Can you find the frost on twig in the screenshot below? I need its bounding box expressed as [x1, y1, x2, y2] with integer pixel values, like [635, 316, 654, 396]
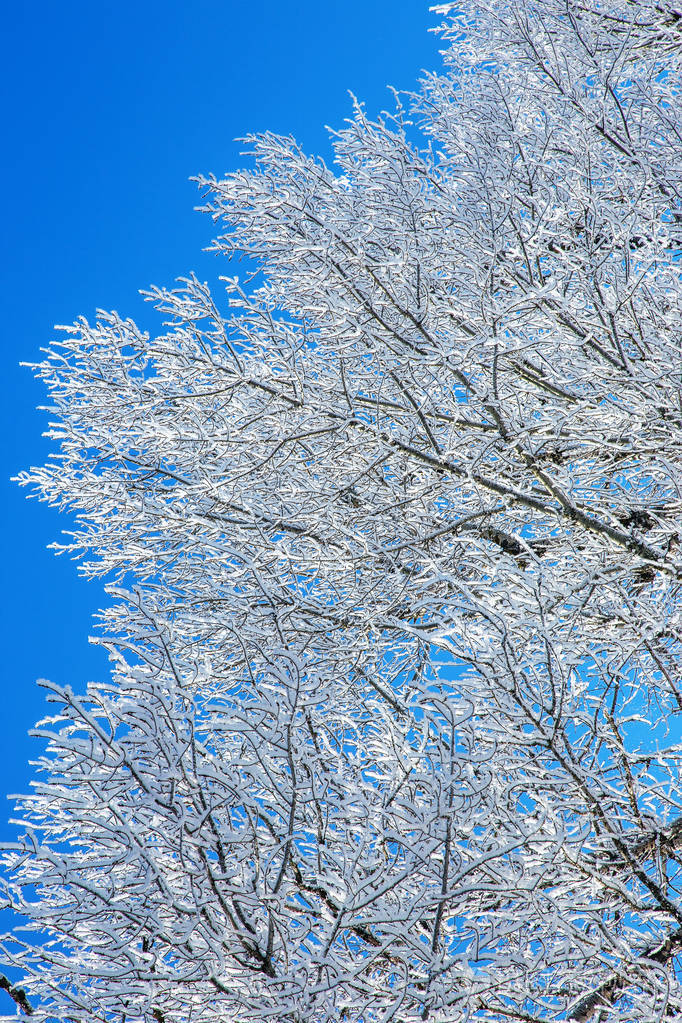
[4, 1, 682, 1020]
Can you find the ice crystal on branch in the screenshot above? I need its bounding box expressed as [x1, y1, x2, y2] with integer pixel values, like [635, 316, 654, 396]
[4, 2, 682, 1020]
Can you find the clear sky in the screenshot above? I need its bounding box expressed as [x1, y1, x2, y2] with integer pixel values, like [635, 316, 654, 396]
[0, 2, 443, 831]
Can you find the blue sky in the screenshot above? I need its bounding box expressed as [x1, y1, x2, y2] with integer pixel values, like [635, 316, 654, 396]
[0, 2, 442, 829]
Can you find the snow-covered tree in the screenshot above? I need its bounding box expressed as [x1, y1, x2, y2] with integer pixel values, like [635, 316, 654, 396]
[4, 1, 682, 1019]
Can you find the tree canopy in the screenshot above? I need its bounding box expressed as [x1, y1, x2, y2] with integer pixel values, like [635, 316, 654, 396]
[4, 1, 682, 1020]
